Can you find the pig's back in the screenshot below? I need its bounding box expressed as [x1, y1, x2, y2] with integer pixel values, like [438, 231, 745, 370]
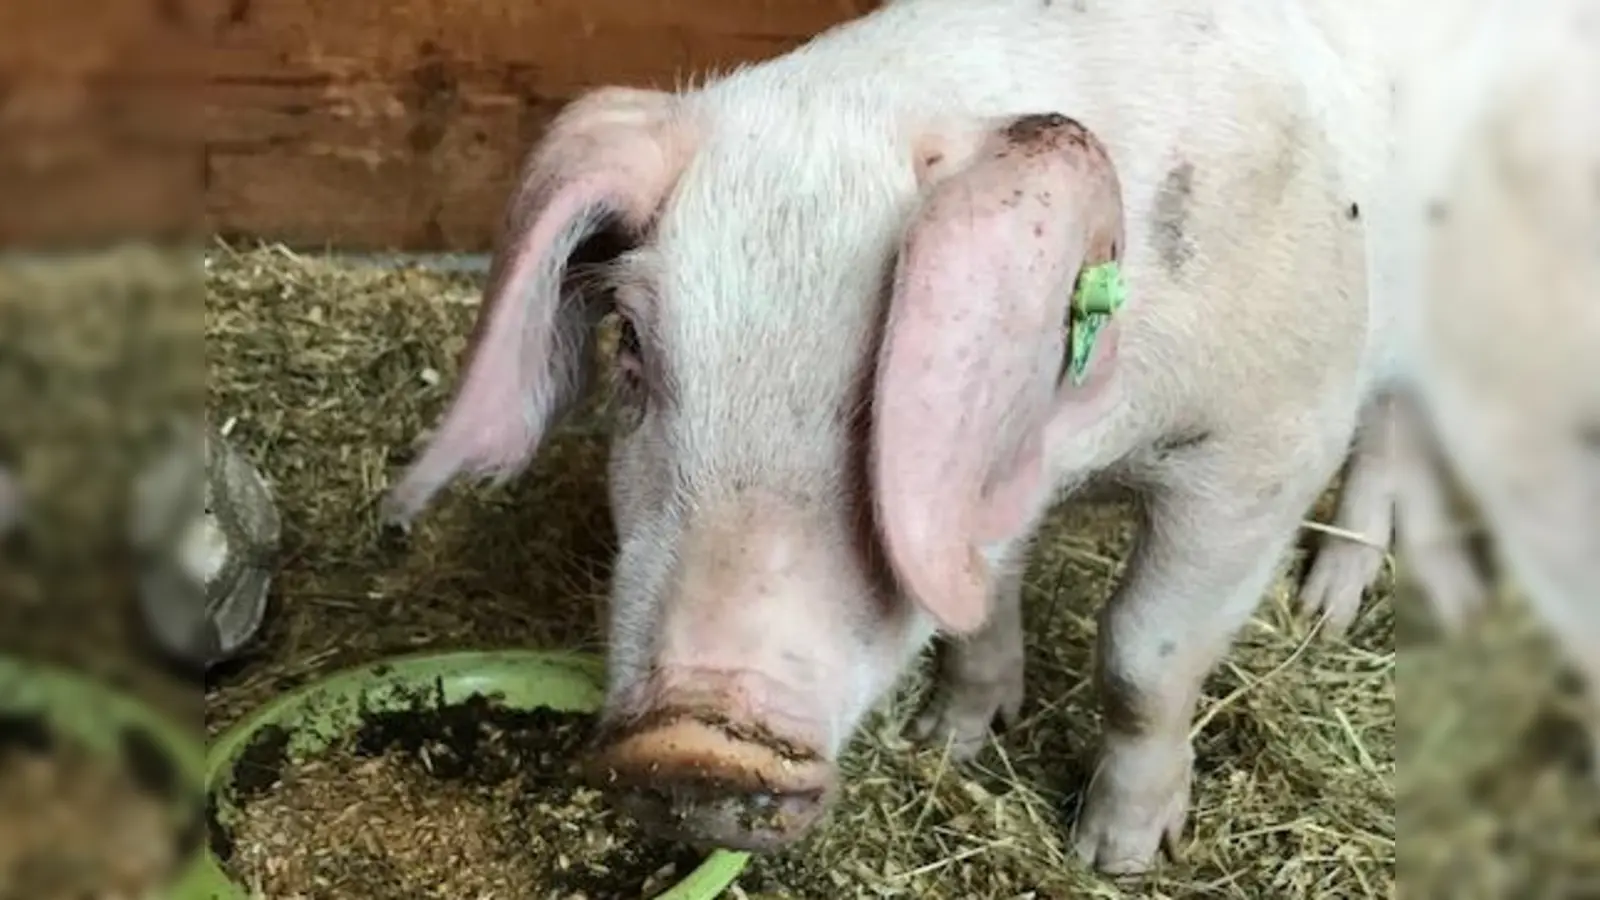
[813, 0, 1386, 427]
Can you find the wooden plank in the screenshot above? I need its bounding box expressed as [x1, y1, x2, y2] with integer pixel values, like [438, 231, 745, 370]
[0, 0, 873, 250]
[0, 142, 199, 247]
[205, 92, 537, 250]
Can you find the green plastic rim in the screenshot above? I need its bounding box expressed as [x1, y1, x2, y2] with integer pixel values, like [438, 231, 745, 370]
[0, 654, 210, 900]
[200, 649, 752, 900]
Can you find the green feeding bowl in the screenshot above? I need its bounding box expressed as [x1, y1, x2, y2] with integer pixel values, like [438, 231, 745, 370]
[200, 649, 752, 899]
[0, 654, 210, 899]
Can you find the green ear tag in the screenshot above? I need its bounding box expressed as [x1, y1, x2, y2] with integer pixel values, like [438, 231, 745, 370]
[1066, 262, 1126, 386]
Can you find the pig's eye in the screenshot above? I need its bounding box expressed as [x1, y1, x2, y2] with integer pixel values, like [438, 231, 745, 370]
[609, 313, 649, 431]
[615, 315, 645, 385]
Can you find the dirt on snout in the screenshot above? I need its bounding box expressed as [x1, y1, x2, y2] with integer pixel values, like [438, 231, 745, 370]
[0, 721, 186, 900]
[220, 695, 705, 900]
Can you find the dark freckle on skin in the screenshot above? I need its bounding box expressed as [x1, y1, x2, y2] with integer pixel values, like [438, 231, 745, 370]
[1347, 202, 1361, 221]
[1158, 641, 1176, 658]
[1428, 201, 1451, 224]
[1152, 162, 1197, 274]
[1004, 113, 1070, 146]
[1034, 224, 1044, 237]
[1002, 113, 1086, 153]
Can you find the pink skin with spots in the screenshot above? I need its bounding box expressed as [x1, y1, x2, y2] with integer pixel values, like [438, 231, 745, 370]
[874, 118, 1127, 634]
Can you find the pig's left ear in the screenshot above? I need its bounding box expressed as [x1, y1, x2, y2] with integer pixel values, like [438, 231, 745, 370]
[871, 115, 1126, 635]
[381, 88, 696, 528]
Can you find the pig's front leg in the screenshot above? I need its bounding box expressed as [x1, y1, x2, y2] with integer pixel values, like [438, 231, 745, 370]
[1073, 440, 1339, 875]
[908, 562, 1026, 761]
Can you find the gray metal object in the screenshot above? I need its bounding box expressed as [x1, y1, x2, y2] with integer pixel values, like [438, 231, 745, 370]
[130, 421, 280, 668]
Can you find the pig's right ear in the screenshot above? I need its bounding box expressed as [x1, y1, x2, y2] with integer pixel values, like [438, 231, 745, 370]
[872, 115, 1126, 635]
[382, 87, 695, 528]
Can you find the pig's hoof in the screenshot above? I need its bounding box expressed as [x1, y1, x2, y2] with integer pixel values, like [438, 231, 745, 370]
[1298, 541, 1386, 640]
[1072, 740, 1192, 876]
[907, 664, 1024, 762]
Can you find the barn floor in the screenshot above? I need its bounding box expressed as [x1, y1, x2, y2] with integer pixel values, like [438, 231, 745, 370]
[9, 244, 1595, 897]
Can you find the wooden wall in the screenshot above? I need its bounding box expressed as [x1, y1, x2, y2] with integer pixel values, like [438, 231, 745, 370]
[0, 0, 872, 251]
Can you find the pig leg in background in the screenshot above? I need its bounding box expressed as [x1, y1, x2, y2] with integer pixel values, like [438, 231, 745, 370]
[908, 562, 1027, 761]
[1404, 0, 1600, 766]
[1434, 399, 1600, 769]
[1299, 392, 1398, 638]
[1073, 432, 1346, 875]
[1390, 391, 1488, 632]
[1299, 389, 1488, 637]
[1491, 438, 1600, 773]
[1503, 439, 1600, 774]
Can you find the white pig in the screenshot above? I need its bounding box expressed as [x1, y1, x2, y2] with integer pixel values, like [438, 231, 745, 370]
[384, 0, 1398, 875]
[1303, 0, 1600, 761]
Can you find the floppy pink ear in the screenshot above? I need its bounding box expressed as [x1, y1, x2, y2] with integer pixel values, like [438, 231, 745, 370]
[872, 115, 1126, 634]
[382, 87, 695, 527]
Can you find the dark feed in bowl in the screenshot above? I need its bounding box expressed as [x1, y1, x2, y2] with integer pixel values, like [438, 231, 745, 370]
[0, 714, 189, 900]
[218, 691, 706, 899]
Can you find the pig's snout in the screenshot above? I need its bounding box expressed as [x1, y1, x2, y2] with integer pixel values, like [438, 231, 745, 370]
[587, 712, 837, 852]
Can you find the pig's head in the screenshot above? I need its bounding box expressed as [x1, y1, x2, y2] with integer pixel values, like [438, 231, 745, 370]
[383, 83, 1125, 852]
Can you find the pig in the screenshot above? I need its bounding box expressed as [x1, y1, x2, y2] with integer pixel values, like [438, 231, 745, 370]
[382, 0, 1399, 875]
[1302, 0, 1600, 761]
